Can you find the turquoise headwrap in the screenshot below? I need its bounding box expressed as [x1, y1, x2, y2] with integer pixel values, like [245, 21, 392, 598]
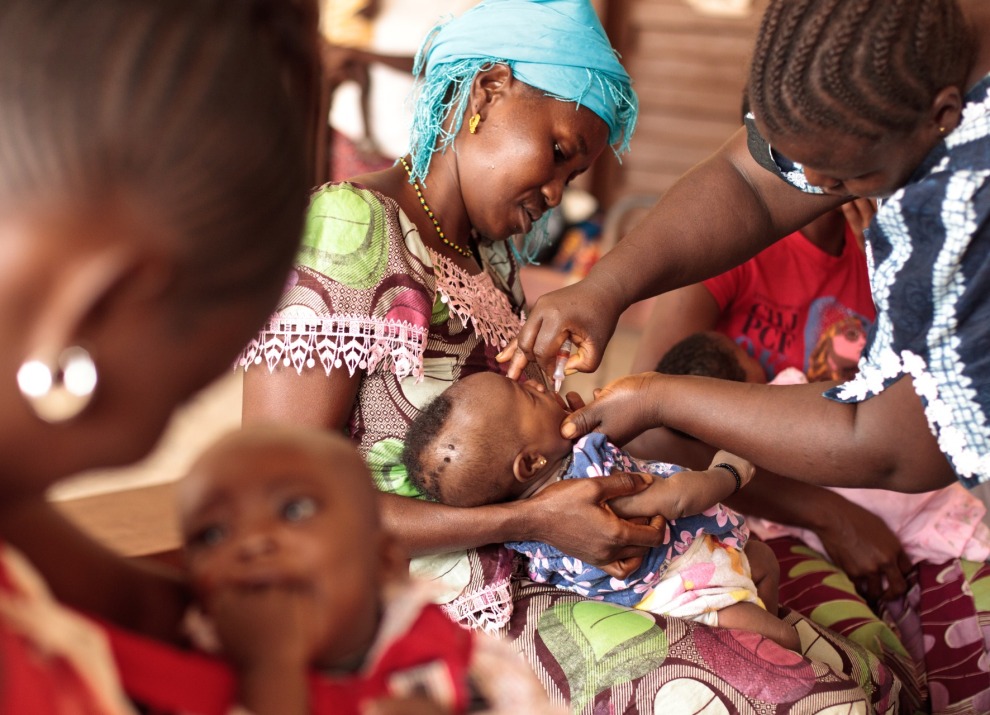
[406, 0, 638, 261]
[408, 0, 637, 182]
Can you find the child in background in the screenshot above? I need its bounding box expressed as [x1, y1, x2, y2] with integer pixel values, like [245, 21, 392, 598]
[177, 425, 562, 715]
[401, 372, 799, 650]
[655, 330, 767, 384]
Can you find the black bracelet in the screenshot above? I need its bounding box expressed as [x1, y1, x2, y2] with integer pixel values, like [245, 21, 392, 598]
[713, 462, 742, 494]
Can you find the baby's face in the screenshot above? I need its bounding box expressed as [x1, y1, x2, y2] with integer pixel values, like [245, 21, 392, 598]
[458, 372, 572, 454]
[178, 433, 383, 669]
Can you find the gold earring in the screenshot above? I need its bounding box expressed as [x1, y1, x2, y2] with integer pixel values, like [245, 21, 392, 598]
[468, 113, 481, 135]
[17, 346, 97, 423]
[939, 126, 947, 135]
[534, 456, 547, 470]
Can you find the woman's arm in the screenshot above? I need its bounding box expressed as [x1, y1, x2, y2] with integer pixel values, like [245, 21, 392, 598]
[242, 365, 360, 429]
[607, 450, 752, 522]
[729, 472, 911, 600]
[624, 425, 911, 599]
[564, 372, 956, 494]
[380, 474, 667, 566]
[0, 497, 188, 643]
[504, 128, 846, 379]
[245, 368, 666, 566]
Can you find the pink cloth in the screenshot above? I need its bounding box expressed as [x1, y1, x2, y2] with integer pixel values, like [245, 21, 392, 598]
[748, 485, 990, 565]
[758, 368, 990, 565]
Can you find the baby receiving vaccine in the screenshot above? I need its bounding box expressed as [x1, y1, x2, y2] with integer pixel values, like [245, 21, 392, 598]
[177, 425, 562, 715]
[401, 372, 799, 650]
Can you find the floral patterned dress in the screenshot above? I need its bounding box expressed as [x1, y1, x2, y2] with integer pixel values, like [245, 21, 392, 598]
[241, 182, 900, 714]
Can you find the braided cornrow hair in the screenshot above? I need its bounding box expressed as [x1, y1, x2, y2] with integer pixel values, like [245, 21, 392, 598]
[749, 0, 975, 140]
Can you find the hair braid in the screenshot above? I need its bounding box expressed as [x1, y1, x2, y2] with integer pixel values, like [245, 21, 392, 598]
[750, 0, 813, 135]
[748, 0, 974, 141]
[816, 0, 902, 138]
[781, 0, 847, 134]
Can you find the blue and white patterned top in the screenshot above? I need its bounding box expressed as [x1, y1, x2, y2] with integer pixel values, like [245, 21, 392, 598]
[745, 74, 990, 488]
[506, 433, 748, 607]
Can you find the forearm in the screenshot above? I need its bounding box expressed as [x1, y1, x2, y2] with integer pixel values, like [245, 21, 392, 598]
[651, 373, 955, 492]
[0, 498, 189, 641]
[380, 474, 667, 567]
[624, 428, 841, 528]
[378, 493, 534, 557]
[584, 129, 838, 310]
[726, 469, 842, 531]
[650, 466, 741, 519]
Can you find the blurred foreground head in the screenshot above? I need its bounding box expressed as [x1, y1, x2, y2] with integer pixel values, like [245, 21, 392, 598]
[0, 0, 319, 486]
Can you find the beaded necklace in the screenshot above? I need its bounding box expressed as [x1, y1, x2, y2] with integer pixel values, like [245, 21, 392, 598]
[399, 156, 473, 258]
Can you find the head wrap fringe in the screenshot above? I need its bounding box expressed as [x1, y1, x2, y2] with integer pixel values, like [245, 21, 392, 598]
[405, 1, 638, 262]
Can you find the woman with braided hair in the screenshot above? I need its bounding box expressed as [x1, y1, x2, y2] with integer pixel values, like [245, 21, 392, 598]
[504, 0, 990, 709]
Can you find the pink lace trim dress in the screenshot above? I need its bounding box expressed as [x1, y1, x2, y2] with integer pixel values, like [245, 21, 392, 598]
[240, 182, 533, 631]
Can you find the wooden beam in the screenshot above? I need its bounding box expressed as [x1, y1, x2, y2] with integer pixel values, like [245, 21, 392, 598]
[53, 482, 181, 559]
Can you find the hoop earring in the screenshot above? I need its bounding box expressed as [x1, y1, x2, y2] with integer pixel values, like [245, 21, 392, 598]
[17, 346, 98, 423]
[468, 113, 481, 135]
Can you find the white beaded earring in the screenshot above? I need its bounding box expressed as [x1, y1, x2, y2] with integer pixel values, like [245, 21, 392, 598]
[17, 346, 98, 423]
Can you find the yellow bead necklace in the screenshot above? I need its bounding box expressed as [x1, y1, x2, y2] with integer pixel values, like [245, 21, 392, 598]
[399, 156, 473, 258]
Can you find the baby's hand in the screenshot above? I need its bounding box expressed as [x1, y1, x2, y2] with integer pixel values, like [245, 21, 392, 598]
[599, 555, 643, 580]
[709, 450, 755, 491]
[207, 584, 325, 672]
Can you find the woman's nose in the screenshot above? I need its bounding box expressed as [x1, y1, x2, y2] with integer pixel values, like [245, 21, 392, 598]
[541, 180, 563, 209]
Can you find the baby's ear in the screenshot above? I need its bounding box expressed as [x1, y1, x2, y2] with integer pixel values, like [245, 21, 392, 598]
[512, 451, 548, 483]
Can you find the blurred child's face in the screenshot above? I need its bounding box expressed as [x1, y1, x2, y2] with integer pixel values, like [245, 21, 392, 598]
[758, 120, 936, 200]
[457, 77, 610, 241]
[178, 431, 384, 670]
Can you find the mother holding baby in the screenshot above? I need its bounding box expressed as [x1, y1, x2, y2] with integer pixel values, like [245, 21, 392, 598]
[244, 0, 900, 710]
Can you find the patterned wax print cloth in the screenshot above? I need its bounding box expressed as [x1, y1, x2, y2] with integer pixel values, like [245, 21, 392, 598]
[768, 535, 990, 714]
[746, 72, 990, 487]
[508, 433, 751, 612]
[240, 183, 902, 713]
[635, 534, 762, 623]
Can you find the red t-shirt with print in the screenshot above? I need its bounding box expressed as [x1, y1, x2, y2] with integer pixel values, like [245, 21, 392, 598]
[703, 224, 875, 381]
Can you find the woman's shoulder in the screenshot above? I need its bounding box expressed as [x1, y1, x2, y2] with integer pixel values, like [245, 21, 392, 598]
[305, 180, 400, 236]
[295, 180, 434, 288]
